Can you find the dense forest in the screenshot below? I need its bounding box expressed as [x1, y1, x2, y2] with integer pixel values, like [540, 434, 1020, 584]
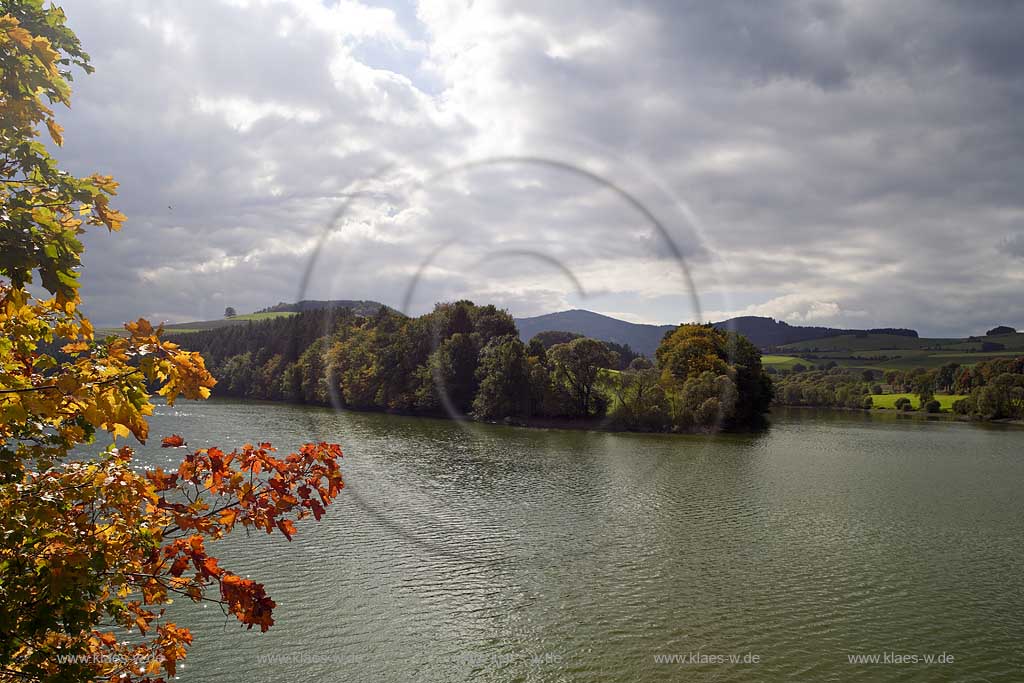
[173, 302, 774, 432]
[772, 358, 1024, 420]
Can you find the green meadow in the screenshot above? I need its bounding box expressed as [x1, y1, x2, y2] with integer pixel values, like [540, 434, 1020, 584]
[870, 393, 967, 411]
[761, 355, 807, 371]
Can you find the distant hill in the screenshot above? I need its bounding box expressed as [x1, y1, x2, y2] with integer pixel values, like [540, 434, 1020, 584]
[514, 310, 675, 357]
[258, 299, 391, 316]
[513, 309, 918, 356]
[712, 317, 917, 348]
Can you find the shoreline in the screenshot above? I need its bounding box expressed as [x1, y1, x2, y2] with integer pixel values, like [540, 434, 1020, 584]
[204, 395, 759, 436]
[776, 403, 963, 420]
[201, 394, 1024, 434]
[775, 403, 1024, 427]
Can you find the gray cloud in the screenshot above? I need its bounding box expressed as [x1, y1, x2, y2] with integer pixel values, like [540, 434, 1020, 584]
[52, 0, 1024, 336]
[1002, 233, 1024, 259]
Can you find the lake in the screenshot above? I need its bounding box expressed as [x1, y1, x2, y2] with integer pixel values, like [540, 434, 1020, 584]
[125, 400, 1024, 682]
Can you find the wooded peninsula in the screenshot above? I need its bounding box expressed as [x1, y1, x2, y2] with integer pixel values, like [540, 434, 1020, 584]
[173, 302, 774, 432]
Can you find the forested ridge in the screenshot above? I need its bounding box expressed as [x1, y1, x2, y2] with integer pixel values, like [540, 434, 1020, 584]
[173, 301, 774, 432]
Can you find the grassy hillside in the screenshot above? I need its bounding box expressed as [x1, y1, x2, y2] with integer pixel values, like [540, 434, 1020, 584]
[777, 332, 1024, 370]
[761, 355, 807, 370]
[97, 301, 390, 338]
[783, 334, 941, 351]
[783, 332, 1024, 352]
[96, 311, 297, 337]
[163, 311, 297, 333]
[871, 393, 967, 411]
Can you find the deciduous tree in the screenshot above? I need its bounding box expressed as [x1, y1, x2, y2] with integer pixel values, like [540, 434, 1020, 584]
[0, 7, 342, 681]
[548, 337, 616, 417]
[472, 335, 530, 418]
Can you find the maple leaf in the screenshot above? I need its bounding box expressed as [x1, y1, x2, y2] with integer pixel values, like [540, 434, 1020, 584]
[161, 434, 186, 448]
[219, 508, 239, 527]
[276, 519, 296, 541]
[169, 555, 190, 578]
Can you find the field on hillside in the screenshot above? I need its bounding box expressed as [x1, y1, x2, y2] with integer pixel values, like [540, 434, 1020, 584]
[871, 393, 967, 411]
[95, 311, 297, 337]
[795, 350, 1020, 370]
[762, 355, 806, 370]
[774, 332, 1024, 371]
[163, 311, 297, 332]
[782, 332, 1024, 352]
[782, 334, 941, 351]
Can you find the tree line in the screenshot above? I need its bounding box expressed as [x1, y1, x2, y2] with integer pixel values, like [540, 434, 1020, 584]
[772, 367, 878, 410]
[771, 358, 1024, 420]
[174, 302, 774, 432]
[948, 357, 1024, 419]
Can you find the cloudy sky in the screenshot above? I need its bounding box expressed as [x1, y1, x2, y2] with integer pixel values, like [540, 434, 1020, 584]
[55, 0, 1023, 336]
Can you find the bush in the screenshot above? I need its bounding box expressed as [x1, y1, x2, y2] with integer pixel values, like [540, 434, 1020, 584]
[862, 396, 874, 410]
[696, 397, 722, 426]
[924, 399, 941, 413]
[952, 396, 976, 415]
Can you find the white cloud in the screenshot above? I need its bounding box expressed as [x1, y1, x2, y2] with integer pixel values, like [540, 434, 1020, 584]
[704, 293, 866, 327]
[194, 95, 322, 132]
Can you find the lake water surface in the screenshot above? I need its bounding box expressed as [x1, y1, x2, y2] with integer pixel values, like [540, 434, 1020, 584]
[127, 400, 1023, 682]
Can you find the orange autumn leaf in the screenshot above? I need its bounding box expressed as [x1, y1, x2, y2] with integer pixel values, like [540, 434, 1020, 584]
[169, 555, 190, 578]
[276, 519, 296, 541]
[219, 507, 239, 527]
[161, 434, 186, 448]
[145, 467, 179, 492]
[219, 575, 276, 632]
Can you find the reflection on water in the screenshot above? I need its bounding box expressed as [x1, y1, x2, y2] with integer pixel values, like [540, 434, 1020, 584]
[97, 400, 1024, 682]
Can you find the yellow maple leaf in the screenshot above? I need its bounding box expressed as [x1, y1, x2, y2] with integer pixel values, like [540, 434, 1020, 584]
[45, 118, 63, 146]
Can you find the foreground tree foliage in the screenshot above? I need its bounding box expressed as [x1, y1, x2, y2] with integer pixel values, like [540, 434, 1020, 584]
[0, 6, 342, 681]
